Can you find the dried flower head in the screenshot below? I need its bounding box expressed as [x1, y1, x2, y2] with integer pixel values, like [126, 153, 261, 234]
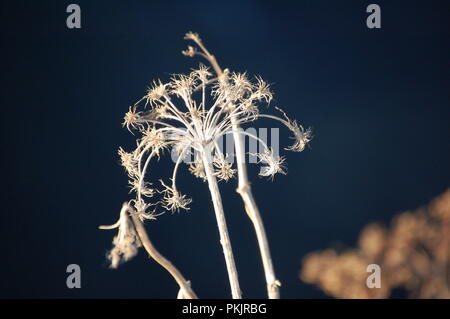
[118, 147, 139, 178]
[109, 28, 317, 234]
[275, 107, 312, 152]
[145, 80, 169, 105]
[213, 156, 236, 182]
[141, 127, 168, 157]
[113, 61, 310, 219]
[188, 158, 207, 181]
[102, 204, 142, 269]
[257, 149, 287, 180]
[123, 106, 143, 132]
[160, 180, 192, 213]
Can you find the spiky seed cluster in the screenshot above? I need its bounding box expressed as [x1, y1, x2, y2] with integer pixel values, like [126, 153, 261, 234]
[160, 180, 192, 212]
[257, 149, 287, 180]
[116, 63, 311, 219]
[123, 106, 143, 132]
[287, 121, 313, 152]
[214, 156, 237, 182]
[274, 106, 313, 152]
[188, 159, 207, 181]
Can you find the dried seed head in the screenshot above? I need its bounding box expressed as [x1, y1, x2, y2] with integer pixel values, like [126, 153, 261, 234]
[287, 121, 313, 152]
[123, 106, 142, 132]
[107, 207, 141, 269]
[254, 76, 273, 103]
[182, 45, 197, 57]
[188, 159, 207, 181]
[118, 147, 139, 178]
[213, 157, 236, 182]
[273, 107, 312, 152]
[146, 80, 168, 105]
[129, 179, 154, 198]
[257, 149, 287, 180]
[184, 31, 201, 42]
[160, 181, 192, 212]
[231, 72, 252, 91]
[192, 64, 212, 83]
[170, 74, 195, 98]
[240, 100, 259, 118]
[141, 127, 168, 156]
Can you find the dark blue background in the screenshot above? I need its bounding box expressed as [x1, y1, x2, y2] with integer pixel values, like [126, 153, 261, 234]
[1, 0, 449, 298]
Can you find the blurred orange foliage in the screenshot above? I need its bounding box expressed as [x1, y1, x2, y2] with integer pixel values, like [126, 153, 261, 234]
[300, 189, 450, 298]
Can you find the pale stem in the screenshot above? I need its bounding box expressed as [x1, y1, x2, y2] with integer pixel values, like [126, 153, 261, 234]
[189, 38, 281, 299]
[128, 207, 198, 299]
[230, 119, 281, 299]
[202, 151, 242, 299]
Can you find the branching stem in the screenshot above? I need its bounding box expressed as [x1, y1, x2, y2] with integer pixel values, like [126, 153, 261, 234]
[188, 34, 281, 299]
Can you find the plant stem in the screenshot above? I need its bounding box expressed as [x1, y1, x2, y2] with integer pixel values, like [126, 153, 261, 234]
[231, 122, 281, 299]
[203, 52, 281, 299]
[202, 152, 242, 299]
[129, 209, 198, 299]
[187, 33, 280, 299]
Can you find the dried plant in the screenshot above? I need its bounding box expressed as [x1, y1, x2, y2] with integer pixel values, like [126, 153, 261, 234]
[100, 32, 312, 299]
[300, 188, 450, 299]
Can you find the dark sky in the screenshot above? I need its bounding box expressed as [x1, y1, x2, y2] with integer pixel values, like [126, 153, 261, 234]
[0, 0, 449, 298]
